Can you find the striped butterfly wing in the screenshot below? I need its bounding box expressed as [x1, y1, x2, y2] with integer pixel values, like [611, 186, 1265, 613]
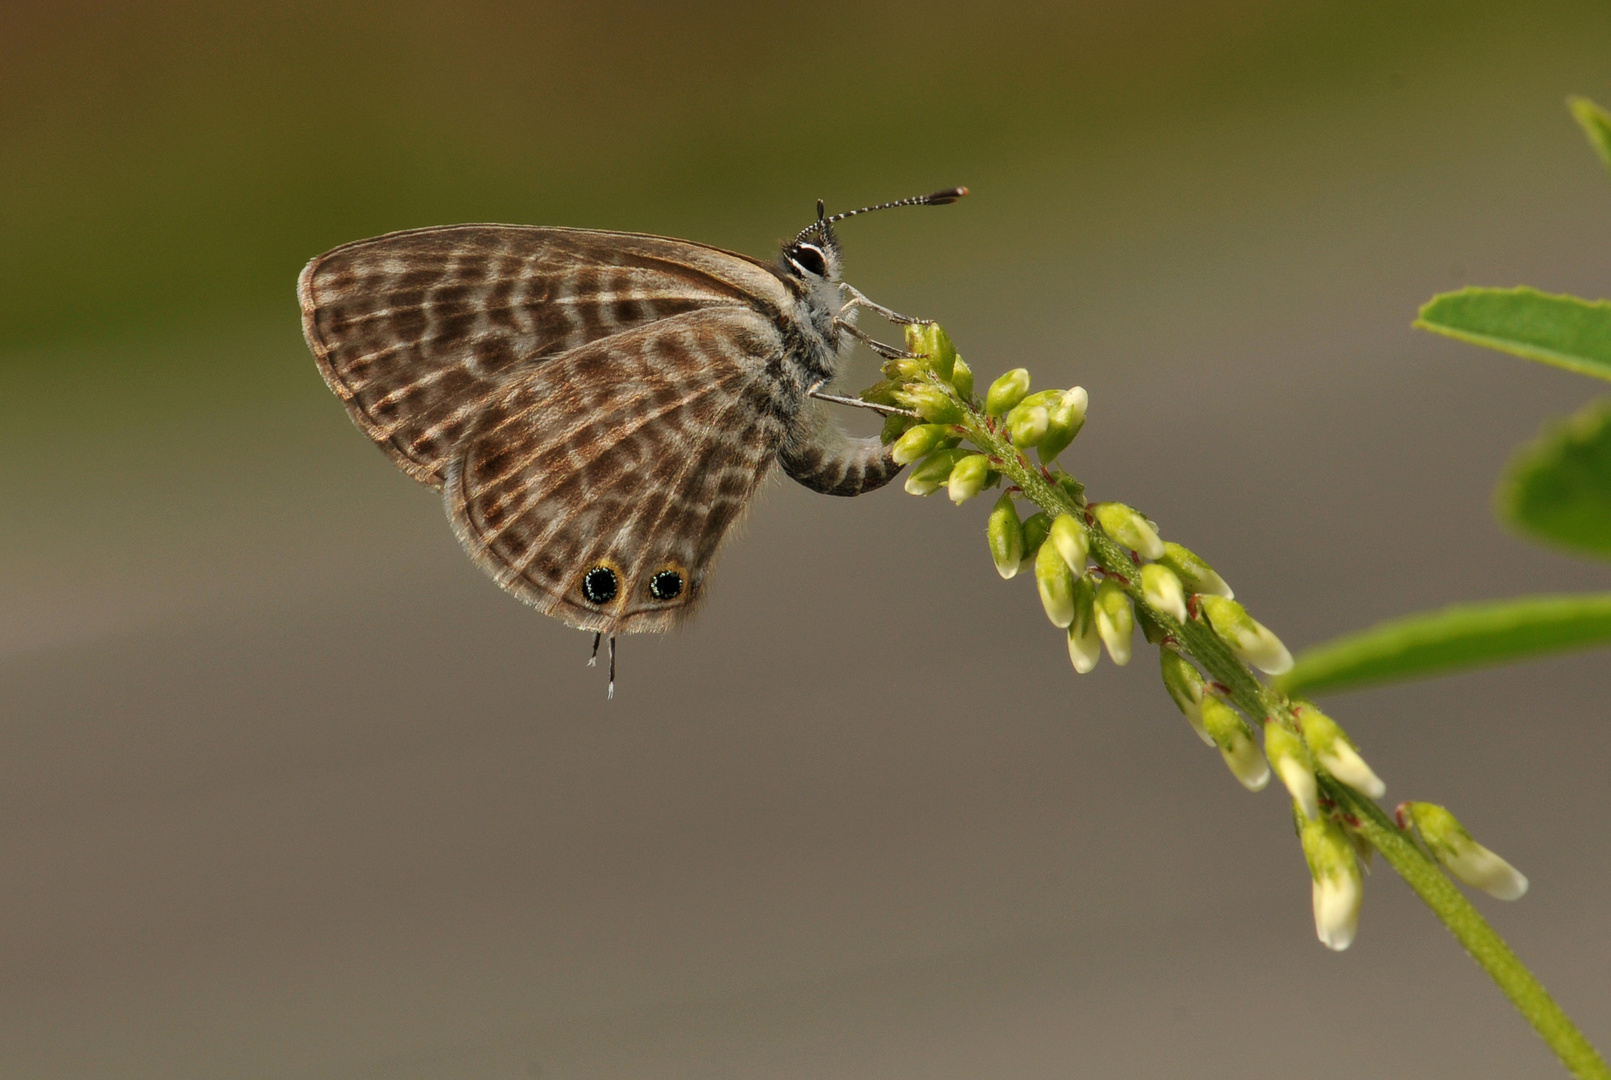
[443, 307, 795, 633]
[297, 224, 788, 488]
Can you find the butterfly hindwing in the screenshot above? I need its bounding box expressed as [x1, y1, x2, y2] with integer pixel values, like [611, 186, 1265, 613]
[298, 224, 789, 488]
[442, 307, 796, 633]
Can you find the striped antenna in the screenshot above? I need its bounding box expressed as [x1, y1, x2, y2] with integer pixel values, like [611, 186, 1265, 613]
[796, 187, 968, 243]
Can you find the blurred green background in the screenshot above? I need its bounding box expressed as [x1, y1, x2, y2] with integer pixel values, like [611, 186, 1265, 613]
[3, 2, 1611, 1077]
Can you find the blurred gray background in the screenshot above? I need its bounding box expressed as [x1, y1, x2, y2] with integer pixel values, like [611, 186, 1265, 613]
[2, 1, 1609, 1076]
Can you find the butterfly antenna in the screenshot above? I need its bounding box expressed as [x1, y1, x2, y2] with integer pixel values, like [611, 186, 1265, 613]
[797, 187, 968, 243]
[607, 635, 616, 700]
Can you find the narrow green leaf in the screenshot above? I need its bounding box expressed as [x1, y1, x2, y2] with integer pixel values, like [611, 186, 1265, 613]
[1276, 593, 1611, 697]
[1499, 397, 1611, 559]
[1569, 95, 1611, 175]
[1416, 287, 1611, 382]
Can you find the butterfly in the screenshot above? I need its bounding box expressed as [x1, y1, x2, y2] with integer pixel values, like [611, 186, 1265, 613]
[298, 189, 966, 692]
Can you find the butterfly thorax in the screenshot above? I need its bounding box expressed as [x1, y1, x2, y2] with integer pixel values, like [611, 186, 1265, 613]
[775, 230, 853, 386]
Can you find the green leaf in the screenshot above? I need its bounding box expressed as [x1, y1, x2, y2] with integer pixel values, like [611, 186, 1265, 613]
[1498, 397, 1611, 559]
[1276, 593, 1611, 697]
[1416, 287, 1611, 382]
[1569, 95, 1611, 176]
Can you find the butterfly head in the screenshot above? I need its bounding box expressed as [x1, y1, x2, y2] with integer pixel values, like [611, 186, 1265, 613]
[781, 217, 842, 284]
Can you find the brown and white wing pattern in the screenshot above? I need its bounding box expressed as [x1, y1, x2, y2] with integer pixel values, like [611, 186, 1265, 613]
[443, 307, 797, 634]
[298, 224, 789, 488]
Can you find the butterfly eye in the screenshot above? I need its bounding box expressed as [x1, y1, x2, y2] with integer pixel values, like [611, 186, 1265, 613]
[581, 566, 619, 605]
[649, 570, 684, 601]
[790, 243, 828, 278]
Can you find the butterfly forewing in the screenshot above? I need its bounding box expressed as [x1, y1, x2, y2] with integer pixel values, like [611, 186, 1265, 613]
[443, 307, 794, 633]
[297, 225, 790, 488]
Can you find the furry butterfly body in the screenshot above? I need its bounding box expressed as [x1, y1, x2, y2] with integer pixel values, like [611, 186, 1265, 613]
[298, 213, 931, 636]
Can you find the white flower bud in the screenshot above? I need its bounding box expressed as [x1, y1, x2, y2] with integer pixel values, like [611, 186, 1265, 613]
[986, 492, 1024, 579]
[1035, 538, 1076, 628]
[1158, 542, 1233, 599]
[1094, 578, 1134, 666]
[1160, 650, 1211, 745]
[947, 453, 991, 504]
[1263, 720, 1318, 821]
[1139, 563, 1188, 623]
[1091, 503, 1166, 560]
[1067, 578, 1101, 673]
[1302, 814, 1365, 950]
[1402, 802, 1528, 901]
[1037, 387, 1088, 463]
[1294, 704, 1385, 798]
[1199, 595, 1292, 675]
[1048, 513, 1089, 577]
[1200, 696, 1270, 791]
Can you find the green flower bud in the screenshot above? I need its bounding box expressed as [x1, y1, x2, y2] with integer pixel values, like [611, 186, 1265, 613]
[1037, 387, 1089, 464]
[1067, 577, 1101, 673]
[903, 322, 957, 382]
[859, 379, 902, 407]
[879, 412, 911, 446]
[985, 368, 1031, 417]
[881, 357, 924, 380]
[1035, 536, 1077, 628]
[947, 453, 992, 504]
[986, 491, 1025, 579]
[1160, 650, 1211, 744]
[1158, 542, 1233, 599]
[1200, 696, 1270, 791]
[1091, 502, 1166, 560]
[892, 383, 964, 425]
[1301, 813, 1364, 950]
[895, 425, 953, 467]
[1015, 389, 1062, 409]
[1139, 563, 1187, 623]
[891, 423, 956, 466]
[1263, 719, 1318, 821]
[1018, 511, 1052, 572]
[1294, 703, 1385, 798]
[950, 356, 974, 400]
[903, 447, 970, 496]
[1005, 402, 1050, 447]
[1401, 802, 1528, 901]
[1199, 595, 1293, 675]
[1094, 577, 1134, 666]
[1048, 513, 1089, 577]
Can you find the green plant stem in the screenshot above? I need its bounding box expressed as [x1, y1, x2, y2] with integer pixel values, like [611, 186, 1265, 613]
[1333, 783, 1611, 1080]
[938, 375, 1610, 1080]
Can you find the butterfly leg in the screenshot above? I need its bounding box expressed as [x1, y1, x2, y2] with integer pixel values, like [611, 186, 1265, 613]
[839, 284, 928, 326]
[781, 401, 904, 496]
[808, 387, 919, 418]
[834, 319, 919, 360]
